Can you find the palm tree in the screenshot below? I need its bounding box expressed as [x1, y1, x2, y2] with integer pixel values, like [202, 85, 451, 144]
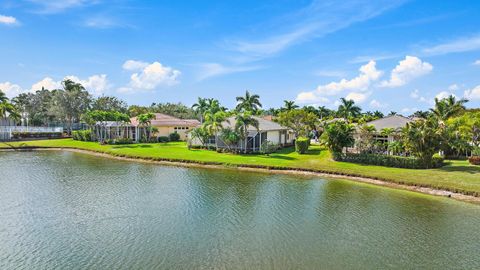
[236, 90, 262, 113]
[0, 90, 20, 123]
[431, 95, 468, 121]
[318, 106, 332, 120]
[204, 111, 227, 148]
[137, 113, 155, 141]
[337, 98, 361, 120]
[282, 100, 298, 111]
[0, 90, 8, 103]
[191, 97, 209, 123]
[235, 112, 259, 153]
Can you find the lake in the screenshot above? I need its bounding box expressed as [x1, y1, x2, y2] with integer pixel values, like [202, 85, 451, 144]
[0, 151, 479, 269]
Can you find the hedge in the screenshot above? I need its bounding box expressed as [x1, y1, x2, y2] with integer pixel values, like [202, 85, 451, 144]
[158, 136, 170, 143]
[337, 153, 444, 169]
[12, 132, 63, 139]
[169, 132, 180, 142]
[72, 130, 92, 141]
[295, 137, 310, 154]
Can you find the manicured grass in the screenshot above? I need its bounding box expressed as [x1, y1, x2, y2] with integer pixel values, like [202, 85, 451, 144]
[2, 139, 480, 196]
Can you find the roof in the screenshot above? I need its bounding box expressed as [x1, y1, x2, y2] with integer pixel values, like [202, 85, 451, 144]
[366, 115, 413, 131]
[130, 113, 200, 127]
[222, 116, 288, 132]
[95, 121, 135, 127]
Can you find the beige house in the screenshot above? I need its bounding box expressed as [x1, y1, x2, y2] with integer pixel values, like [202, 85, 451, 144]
[131, 113, 200, 140]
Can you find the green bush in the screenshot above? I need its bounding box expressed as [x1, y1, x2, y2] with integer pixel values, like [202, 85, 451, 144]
[169, 132, 181, 142]
[71, 130, 91, 141]
[12, 131, 63, 139]
[158, 136, 170, 143]
[337, 153, 444, 169]
[295, 137, 310, 154]
[472, 147, 480, 156]
[260, 141, 279, 155]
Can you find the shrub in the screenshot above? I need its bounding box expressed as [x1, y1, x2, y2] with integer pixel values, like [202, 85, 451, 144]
[295, 137, 310, 154]
[72, 130, 92, 141]
[169, 132, 180, 142]
[469, 156, 480, 165]
[115, 138, 133, 144]
[260, 141, 279, 155]
[472, 147, 480, 156]
[12, 131, 63, 139]
[158, 136, 170, 143]
[337, 153, 444, 169]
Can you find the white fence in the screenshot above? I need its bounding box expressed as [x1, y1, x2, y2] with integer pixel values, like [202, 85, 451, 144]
[0, 126, 63, 141]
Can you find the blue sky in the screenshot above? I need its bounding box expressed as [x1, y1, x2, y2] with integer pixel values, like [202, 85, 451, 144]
[1, 0, 480, 113]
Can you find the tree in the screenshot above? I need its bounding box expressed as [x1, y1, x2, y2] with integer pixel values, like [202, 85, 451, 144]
[235, 112, 259, 153]
[356, 124, 376, 153]
[137, 113, 155, 141]
[411, 110, 431, 119]
[388, 111, 398, 116]
[322, 121, 355, 159]
[128, 105, 149, 117]
[318, 106, 333, 120]
[92, 96, 128, 113]
[0, 90, 20, 122]
[51, 79, 91, 134]
[337, 98, 361, 119]
[219, 127, 241, 151]
[150, 102, 197, 119]
[190, 126, 210, 148]
[192, 97, 209, 123]
[282, 100, 298, 111]
[430, 95, 468, 122]
[236, 90, 262, 113]
[204, 111, 227, 147]
[373, 110, 384, 119]
[276, 109, 318, 138]
[402, 118, 441, 168]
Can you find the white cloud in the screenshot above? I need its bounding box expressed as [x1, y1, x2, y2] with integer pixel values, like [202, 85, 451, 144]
[84, 16, 123, 29]
[380, 56, 432, 88]
[409, 89, 429, 103]
[345, 91, 370, 104]
[448, 84, 459, 91]
[295, 60, 382, 104]
[227, 0, 406, 60]
[195, 63, 261, 81]
[119, 61, 180, 92]
[435, 91, 456, 100]
[27, 0, 98, 14]
[314, 70, 347, 78]
[474, 60, 480, 66]
[296, 92, 330, 104]
[370, 99, 386, 108]
[65, 74, 110, 96]
[31, 77, 62, 91]
[401, 107, 419, 113]
[423, 35, 480, 55]
[0, 15, 18, 25]
[0, 82, 24, 98]
[122, 60, 149, 71]
[464, 85, 480, 100]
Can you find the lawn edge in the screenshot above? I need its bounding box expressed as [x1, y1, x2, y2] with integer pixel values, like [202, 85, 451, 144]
[2, 145, 479, 204]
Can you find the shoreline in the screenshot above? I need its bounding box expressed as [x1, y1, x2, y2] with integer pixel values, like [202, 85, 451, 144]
[2, 146, 479, 204]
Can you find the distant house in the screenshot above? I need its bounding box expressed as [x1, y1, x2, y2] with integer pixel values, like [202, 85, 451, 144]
[131, 113, 200, 140]
[189, 116, 294, 152]
[358, 115, 413, 143]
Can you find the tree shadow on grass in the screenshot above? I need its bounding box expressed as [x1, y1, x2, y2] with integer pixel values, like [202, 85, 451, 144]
[303, 149, 322, 155]
[439, 164, 480, 174]
[112, 144, 153, 149]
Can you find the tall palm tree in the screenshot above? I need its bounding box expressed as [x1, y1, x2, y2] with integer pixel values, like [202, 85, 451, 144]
[204, 111, 227, 148]
[0, 90, 8, 103]
[191, 97, 209, 123]
[137, 113, 155, 140]
[0, 90, 20, 123]
[235, 112, 259, 153]
[282, 100, 298, 111]
[318, 106, 332, 120]
[430, 95, 468, 121]
[236, 90, 262, 113]
[337, 98, 361, 120]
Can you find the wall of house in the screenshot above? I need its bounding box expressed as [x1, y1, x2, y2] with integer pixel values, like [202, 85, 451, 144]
[267, 131, 281, 144]
[153, 126, 192, 140]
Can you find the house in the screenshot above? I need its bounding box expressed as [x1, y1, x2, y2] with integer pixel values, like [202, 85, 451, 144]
[359, 115, 413, 143]
[130, 113, 200, 140]
[92, 121, 140, 142]
[189, 116, 294, 152]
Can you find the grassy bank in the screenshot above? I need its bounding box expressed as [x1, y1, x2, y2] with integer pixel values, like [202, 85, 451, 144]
[1, 139, 480, 196]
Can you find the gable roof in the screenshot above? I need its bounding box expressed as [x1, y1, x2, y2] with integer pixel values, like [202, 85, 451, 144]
[130, 113, 200, 127]
[222, 116, 288, 132]
[366, 115, 413, 131]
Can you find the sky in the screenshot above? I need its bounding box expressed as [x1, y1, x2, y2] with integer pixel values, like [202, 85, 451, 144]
[1, 0, 480, 113]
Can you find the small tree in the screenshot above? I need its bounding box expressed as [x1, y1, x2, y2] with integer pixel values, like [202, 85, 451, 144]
[276, 109, 317, 138]
[235, 112, 259, 153]
[402, 118, 441, 168]
[220, 127, 241, 152]
[356, 124, 376, 153]
[190, 126, 210, 148]
[137, 113, 155, 141]
[322, 121, 354, 159]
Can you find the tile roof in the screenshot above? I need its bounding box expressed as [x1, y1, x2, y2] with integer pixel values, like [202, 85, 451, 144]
[130, 113, 200, 127]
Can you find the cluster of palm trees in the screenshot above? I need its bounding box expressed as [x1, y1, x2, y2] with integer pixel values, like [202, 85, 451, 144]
[0, 91, 20, 122]
[190, 90, 263, 153]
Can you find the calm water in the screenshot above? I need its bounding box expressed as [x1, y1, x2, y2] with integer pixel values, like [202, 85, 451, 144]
[0, 151, 479, 269]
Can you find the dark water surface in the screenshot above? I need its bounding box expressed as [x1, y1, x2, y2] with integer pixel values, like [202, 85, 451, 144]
[0, 151, 479, 269]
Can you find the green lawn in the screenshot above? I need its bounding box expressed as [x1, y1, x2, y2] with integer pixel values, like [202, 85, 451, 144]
[2, 139, 480, 196]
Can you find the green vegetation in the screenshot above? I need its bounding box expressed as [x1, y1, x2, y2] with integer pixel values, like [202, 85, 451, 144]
[338, 153, 444, 169]
[2, 139, 479, 196]
[295, 137, 309, 154]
